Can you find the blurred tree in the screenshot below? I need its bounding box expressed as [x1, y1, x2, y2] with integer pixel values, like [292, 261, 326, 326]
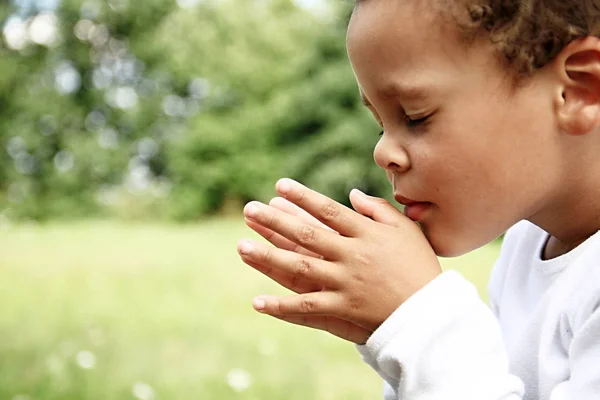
[159, 0, 386, 219]
[0, 0, 386, 221]
[1, 0, 187, 219]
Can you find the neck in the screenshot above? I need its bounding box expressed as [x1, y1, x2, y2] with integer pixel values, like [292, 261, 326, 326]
[530, 148, 600, 259]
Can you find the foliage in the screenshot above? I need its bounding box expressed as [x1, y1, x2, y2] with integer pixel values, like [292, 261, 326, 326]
[0, 0, 384, 221]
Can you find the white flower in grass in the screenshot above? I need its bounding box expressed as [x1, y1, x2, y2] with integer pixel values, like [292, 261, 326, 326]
[75, 350, 96, 369]
[132, 382, 155, 400]
[226, 368, 253, 392]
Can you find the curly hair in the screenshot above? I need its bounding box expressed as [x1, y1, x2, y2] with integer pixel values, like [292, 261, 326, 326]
[462, 1, 600, 75]
[352, 1, 600, 77]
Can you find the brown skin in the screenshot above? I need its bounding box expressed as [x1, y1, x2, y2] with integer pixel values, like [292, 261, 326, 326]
[240, 180, 441, 345]
[238, 1, 600, 343]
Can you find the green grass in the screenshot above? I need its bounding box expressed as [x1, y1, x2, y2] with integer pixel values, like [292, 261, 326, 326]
[0, 220, 501, 399]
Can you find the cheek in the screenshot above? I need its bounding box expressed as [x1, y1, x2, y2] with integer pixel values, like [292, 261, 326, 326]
[412, 150, 464, 197]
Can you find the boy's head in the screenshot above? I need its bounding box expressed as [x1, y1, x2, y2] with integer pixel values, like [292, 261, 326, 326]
[347, 1, 600, 257]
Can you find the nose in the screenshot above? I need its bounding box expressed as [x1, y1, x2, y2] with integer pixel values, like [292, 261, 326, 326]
[373, 134, 411, 173]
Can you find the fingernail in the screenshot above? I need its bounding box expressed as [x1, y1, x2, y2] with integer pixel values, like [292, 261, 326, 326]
[253, 298, 266, 311]
[277, 178, 293, 195]
[244, 202, 260, 218]
[239, 240, 254, 255]
[351, 188, 366, 197]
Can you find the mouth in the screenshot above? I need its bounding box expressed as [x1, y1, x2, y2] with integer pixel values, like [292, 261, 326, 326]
[394, 194, 432, 222]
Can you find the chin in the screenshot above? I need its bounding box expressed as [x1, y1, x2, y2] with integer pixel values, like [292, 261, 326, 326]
[422, 225, 492, 258]
[430, 241, 470, 258]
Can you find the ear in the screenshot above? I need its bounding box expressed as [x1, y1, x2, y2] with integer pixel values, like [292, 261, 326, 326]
[554, 36, 600, 136]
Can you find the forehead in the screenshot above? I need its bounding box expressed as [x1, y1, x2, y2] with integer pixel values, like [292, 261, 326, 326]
[347, 0, 470, 100]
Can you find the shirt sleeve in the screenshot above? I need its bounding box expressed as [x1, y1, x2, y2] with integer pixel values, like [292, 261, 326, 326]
[356, 270, 525, 399]
[548, 286, 600, 398]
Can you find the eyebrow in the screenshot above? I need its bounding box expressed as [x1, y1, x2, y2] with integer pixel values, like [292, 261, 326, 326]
[360, 84, 431, 108]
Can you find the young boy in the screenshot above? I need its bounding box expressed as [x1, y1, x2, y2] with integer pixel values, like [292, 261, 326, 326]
[238, 0, 600, 398]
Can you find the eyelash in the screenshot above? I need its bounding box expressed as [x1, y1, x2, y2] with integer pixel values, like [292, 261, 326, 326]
[406, 115, 430, 128]
[378, 115, 430, 136]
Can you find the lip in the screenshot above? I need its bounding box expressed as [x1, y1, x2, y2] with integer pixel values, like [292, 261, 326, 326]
[394, 193, 432, 222]
[393, 194, 420, 207]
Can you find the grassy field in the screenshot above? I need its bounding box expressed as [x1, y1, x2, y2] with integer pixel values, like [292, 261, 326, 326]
[0, 220, 501, 399]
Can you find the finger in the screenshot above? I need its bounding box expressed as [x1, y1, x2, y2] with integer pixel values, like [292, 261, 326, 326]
[245, 218, 321, 258]
[241, 258, 322, 294]
[244, 201, 342, 260]
[270, 315, 371, 345]
[237, 240, 343, 289]
[275, 178, 365, 237]
[349, 189, 406, 227]
[269, 197, 337, 234]
[252, 292, 342, 317]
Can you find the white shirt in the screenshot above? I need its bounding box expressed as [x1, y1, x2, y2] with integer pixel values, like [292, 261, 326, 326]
[357, 221, 600, 399]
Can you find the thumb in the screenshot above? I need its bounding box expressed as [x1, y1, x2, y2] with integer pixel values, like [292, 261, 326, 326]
[349, 189, 405, 226]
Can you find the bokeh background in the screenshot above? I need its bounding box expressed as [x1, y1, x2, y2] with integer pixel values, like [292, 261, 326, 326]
[0, 0, 499, 399]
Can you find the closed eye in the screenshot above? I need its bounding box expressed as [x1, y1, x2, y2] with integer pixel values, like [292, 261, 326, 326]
[405, 115, 430, 128]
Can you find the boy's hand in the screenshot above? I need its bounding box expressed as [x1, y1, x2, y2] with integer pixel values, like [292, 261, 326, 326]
[245, 196, 374, 344]
[238, 178, 442, 343]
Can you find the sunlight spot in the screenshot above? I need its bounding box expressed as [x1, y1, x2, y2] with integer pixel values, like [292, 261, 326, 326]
[126, 156, 152, 193]
[137, 137, 158, 159]
[54, 150, 75, 173]
[6, 136, 27, 159]
[15, 152, 36, 175]
[81, 1, 102, 20]
[106, 86, 138, 110]
[39, 115, 57, 136]
[36, 0, 60, 10]
[108, 38, 126, 55]
[85, 110, 107, 131]
[74, 19, 94, 41]
[89, 24, 109, 47]
[55, 62, 81, 95]
[92, 67, 112, 89]
[292, 0, 320, 9]
[162, 95, 186, 117]
[177, 0, 203, 8]
[226, 368, 253, 392]
[98, 127, 119, 149]
[291, 0, 332, 18]
[188, 78, 210, 100]
[29, 12, 61, 47]
[3, 16, 29, 50]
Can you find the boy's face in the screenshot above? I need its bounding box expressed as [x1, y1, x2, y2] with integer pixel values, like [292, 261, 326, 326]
[347, 0, 562, 256]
